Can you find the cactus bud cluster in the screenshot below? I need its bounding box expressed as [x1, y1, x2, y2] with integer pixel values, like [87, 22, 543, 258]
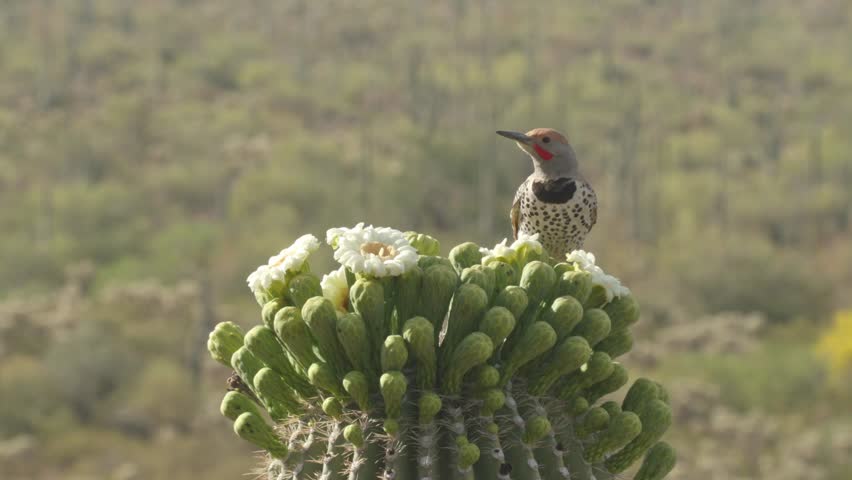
[210, 226, 676, 479]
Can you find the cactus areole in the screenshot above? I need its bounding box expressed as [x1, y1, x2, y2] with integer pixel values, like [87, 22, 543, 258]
[210, 225, 676, 480]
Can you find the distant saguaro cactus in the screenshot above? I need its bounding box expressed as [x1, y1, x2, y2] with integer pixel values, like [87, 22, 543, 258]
[209, 225, 675, 480]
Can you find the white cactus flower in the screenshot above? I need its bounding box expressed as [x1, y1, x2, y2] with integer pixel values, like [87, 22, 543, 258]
[327, 224, 419, 277]
[565, 249, 630, 301]
[480, 238, 515, 264]
[326, 222, 365, 248]
[246, 264, 274, 295]
[565, 250, 598, 272]
[321, 266, 350, 312]
[509, 232, 543, 254]
[246, 234, 320, 294]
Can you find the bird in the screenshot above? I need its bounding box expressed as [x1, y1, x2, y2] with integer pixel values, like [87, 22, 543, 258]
[497, 128, 597, 260]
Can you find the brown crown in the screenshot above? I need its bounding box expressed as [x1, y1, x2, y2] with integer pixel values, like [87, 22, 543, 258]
[525, 128, 569, 144]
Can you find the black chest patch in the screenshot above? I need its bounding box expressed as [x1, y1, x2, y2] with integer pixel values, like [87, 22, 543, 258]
[532, 178, 577, 204]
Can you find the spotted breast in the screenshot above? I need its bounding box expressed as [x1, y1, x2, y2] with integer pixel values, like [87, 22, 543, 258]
[511, 176, 598, 259]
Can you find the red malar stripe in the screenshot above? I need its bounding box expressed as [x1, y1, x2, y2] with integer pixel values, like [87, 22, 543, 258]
[533, 144, 554, 161]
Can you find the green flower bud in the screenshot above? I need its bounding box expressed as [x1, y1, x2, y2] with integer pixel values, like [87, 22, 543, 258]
[242, 325, 290, 375]
[230, 346, 265, 393]
[605, 400, 672, 474]
[583, 411, 642, 463]
[601, 400, 622, 417]
[287, 273, 322, 309]
[253, 367, 302, 417]
[585, 362, 629, 403]
[418, 391, 442, 424]
[343, 423, 365, 449]
[234, 412, 288, 459]
[468, 364, 500, 390]
[208, 321, 245, 368]
[528, 336, 592, 395]
[261, 299, 286, 329]
[585, 284, 609, 309]
[417, 255, 453, 270]
[416, 265, 459, 333]
[308, 362, 345, 397]
[557, 351, 614, 400]
[440, 283, 488, 369]
[336, 312, 376, 378]
[302, 297, 351, 377]
[596, 328, 634, 359]
[322, 397, 343, 419]
[523, 415, 552, 444]
[380, 371, 408, 419]
[342, 370, 371, 411]
[542, 296, 584, 342]
[381, 335, 409, 372]
[244, 325, 314, 398]
[622, 378, 662, 413]
[479, 264, 497, 298]
[499, 322, 557, 386]
[477, 306, 516, 352]
[575, 406, 610, 438]
[350, 278, 386, 365]
[384, 418, 400, 436]
[604, 294, 640, 331]
[220, 390, 263, 421]
[633, 442, 677, 480]
[461, 265, 494, 300]
[442, 332, 494, 395]
[480, 388, 506, 417]
[486, 261, 516, 293]
[553, 270, 593, 305]
[567, 396, 590, 417]
[519, 261, 557, 305]
[553, 262, 574, 277]
[253, 289, 275, 308]
[458, 442, 480, 469]
[449, 242, 483, 273]
[402, 317, 436, 389]
[571, 308, 612, 347]
[493, 286, 529, 320]
[395, 265, 423, 325]
[272, 306, 318, 372]
[404, 232, 441, 256]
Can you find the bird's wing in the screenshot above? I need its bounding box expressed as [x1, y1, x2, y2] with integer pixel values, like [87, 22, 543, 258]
[587, 182, 598, 227]
[510, 180, 526, 240]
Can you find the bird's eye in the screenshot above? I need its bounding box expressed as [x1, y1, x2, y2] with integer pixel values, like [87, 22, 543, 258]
[542, 136, 551, 143]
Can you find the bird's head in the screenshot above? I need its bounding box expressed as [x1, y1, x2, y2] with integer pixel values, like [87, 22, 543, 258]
[497, 128, 579, 177]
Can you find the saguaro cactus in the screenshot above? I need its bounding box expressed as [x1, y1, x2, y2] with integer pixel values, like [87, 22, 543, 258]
[211, 226, 676, 480]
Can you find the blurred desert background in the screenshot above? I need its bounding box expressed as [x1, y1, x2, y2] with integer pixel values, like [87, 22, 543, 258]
[1, 1, 851, 479]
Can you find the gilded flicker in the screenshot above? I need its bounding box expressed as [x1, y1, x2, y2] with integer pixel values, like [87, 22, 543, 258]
[498, 128, 597, 259]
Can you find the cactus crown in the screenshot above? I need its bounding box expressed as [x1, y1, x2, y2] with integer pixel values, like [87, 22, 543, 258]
[210, 225, 676, 480]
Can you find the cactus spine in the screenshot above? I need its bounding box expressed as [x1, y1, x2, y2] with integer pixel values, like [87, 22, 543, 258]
[213, 228, 676, 480]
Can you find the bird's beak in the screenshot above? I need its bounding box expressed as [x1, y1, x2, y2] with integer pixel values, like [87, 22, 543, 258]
[496, 130, 533, 145]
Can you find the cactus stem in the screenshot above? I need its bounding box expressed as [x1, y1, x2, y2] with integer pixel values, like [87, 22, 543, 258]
[500, 384, 543, 480]
[442, 405, 477, 480]
[347, 420, 383, 480]
[517, 394, 571, 480]
[319, 421, 346, 480]
[472, 418, 510, 480]
[293, 424, 325, 479]
[416, 419, 440, 480]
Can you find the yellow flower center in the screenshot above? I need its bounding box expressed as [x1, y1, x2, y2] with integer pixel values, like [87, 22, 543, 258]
[360, 242, 398, 260]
